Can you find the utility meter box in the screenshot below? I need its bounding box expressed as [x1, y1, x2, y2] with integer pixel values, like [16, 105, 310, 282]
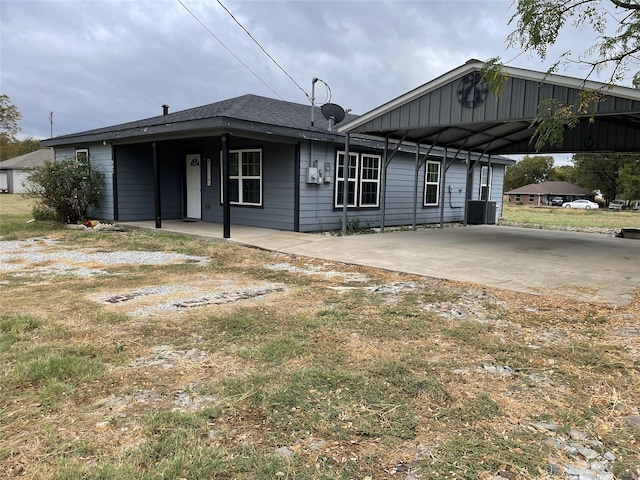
[306, 167, 319, 184]
[307, 163, 331, 184]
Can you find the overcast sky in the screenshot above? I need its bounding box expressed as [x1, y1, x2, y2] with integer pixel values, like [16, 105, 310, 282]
[1, 0, 628, 153]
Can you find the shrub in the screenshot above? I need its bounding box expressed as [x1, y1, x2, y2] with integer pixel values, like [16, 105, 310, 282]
[24, 155, 104, 224]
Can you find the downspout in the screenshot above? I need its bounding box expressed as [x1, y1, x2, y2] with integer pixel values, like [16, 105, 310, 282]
[222, 133, 230, 239]
[153, 142, 161, 228]
[341, 133, 350, 236]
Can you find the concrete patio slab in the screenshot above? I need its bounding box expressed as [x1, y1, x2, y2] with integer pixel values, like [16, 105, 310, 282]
[121, 221, 640, 307]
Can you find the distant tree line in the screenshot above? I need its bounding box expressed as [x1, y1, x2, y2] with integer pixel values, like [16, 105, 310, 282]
[0, 94, 41, 161]
[504, 154, 640, 202]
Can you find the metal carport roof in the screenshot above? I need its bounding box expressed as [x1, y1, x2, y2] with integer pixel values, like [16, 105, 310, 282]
[338, 59, 640, 155]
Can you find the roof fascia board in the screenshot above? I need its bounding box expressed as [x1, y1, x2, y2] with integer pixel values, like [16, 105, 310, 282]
[499, 64, 640, 101]
[41, 117, 346, 148]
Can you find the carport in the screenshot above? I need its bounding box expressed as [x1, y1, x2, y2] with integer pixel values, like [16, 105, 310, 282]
[338, 59, 640, 232]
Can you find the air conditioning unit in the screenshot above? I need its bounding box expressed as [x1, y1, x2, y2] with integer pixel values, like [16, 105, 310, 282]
[468, 201, 496, 224]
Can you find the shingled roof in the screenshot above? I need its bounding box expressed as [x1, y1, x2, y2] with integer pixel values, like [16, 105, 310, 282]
[505, 181, 593, 196]
[42, 94, 358, 146]
[0, 149, 54, 169]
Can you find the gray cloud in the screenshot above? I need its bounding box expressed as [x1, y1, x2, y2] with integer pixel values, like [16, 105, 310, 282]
[1, 0, 623, 142]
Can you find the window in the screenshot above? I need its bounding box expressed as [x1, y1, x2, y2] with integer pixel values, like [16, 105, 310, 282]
[529, 195, 535, 202]
[424, 161, 441, 206]
[220, 148, 262, 206]
[515, 195, 521, 202]
[75, 149, 88, 161]
[334, 151, 381, 208]
[479, 166, 492, 200]
[359, 154, 380, 207]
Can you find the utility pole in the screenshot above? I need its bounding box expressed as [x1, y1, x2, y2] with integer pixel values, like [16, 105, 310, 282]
[49, 112, 53, 138]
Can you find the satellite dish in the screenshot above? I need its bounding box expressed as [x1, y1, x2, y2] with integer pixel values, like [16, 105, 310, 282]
[321, 103, 346, 124]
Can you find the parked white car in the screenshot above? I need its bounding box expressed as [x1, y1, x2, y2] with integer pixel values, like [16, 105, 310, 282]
[562, 199, 600, 209]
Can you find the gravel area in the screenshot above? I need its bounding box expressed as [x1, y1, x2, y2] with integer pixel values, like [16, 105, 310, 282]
[0, 237, 206, 277]
[265, 262, 369, 282]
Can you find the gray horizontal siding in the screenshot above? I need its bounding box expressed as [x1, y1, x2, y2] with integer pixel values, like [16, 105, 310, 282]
[298, 141, 480, 232]
[116, 142, 185, 221]
[53, 145, 115, 220]
[55, 134, 506, 232]
[89, 145, 114, 220]
[203, 140, 296, 231]
[158, 143, 185, 219]
[115, 144, 155, 221]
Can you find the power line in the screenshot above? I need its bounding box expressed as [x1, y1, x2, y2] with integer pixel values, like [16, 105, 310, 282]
[177, 0, 284, 100]
[216, 0, 311, 103]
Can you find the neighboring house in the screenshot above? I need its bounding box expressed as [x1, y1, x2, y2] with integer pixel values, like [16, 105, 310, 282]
[40, 94, 512, 232]
[0, 149, 53, 194]
[505, 181, 595, 206]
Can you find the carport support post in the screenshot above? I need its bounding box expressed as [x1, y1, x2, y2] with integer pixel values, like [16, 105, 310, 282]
[439, 147, 447, 229]
[380, 136, 389, 233]
[153, 142, 161, 228]
[463, 150, 471, 226]
[342, 133, 350, 236]
[222, 133, 230, 239]
[412, 144, 419, 230]
[484, 155, 492, 224]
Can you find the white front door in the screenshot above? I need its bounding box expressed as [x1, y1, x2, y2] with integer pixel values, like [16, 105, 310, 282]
[186, 154, 202, 219]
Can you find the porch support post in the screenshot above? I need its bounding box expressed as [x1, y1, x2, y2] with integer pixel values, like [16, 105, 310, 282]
[222, 133, 230, 239]
[153, 141, 161, 228]
[341, 133, 350, 236]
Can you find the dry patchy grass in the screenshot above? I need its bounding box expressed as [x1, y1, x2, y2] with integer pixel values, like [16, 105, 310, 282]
[501, 205, 640, 230]
[1, 218, 639, 479]
[0, 195, 33, 215]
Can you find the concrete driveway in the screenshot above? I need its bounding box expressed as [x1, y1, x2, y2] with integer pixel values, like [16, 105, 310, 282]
[122, 221, 640, 307]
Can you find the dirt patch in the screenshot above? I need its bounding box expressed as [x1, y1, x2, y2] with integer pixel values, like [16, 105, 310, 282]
[93, 280, 287, 317]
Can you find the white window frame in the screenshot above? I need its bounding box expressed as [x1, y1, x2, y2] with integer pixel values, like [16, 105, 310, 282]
[423, 160, 441, 206]
[359, 154, 381, 207]
[220, 148, 263, 206]
[479, 166, 493, 201]
[75, 148, 89, 161]
[334, 151, 381, 208]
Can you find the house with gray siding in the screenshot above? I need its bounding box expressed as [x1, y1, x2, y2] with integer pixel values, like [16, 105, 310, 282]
[41, 94, 512, 232]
